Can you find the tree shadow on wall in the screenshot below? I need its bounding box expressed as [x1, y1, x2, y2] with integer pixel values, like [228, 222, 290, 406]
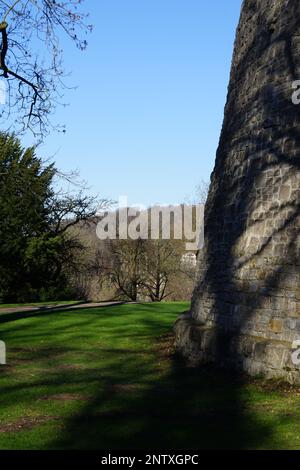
[191, 0, 300, 370]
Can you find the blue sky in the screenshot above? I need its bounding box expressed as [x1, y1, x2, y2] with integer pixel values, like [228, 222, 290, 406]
[38, 0, 242, 206]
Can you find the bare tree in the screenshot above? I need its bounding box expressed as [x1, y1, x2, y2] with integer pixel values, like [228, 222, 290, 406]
[185, 180, 209, 205]
[0, 0, 91, 138]
[48, 192, 109, 236]
[141, 240, 181, 302]
[106, 239, 146, 302]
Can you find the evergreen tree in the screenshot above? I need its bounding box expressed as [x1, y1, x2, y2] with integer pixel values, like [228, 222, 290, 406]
[0, 133, 96, 302]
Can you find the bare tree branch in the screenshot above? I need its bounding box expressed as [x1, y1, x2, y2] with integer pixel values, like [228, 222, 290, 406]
[0, 0, 92, 139]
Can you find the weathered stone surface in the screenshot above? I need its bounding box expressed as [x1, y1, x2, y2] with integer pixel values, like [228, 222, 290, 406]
[175, 0, 300, 383]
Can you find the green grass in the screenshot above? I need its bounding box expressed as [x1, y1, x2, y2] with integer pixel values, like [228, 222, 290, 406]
[0, 300, 80, 309]
[0, 302, 300, 450]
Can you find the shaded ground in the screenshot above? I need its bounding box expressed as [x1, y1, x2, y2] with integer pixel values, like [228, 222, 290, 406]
[0, 302, 300, 449]
[0, 301, 126, 325]
[0, 301, 124, 315]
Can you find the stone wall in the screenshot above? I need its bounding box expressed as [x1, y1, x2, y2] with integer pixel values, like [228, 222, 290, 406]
[175, 0, 300, 383]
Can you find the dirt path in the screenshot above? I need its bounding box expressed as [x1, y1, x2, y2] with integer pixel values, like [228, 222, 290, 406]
[0, 301, 127, 315]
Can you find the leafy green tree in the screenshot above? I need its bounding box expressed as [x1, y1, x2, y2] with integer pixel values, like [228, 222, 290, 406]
[0, 133, 97, 302]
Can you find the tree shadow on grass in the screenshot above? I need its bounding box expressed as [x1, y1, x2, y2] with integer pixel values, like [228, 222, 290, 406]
[47, 336, 275, 450]
[0, 305, 278, 449]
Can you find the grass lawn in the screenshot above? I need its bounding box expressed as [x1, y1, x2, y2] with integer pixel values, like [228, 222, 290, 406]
[0, 302, 300, 450]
